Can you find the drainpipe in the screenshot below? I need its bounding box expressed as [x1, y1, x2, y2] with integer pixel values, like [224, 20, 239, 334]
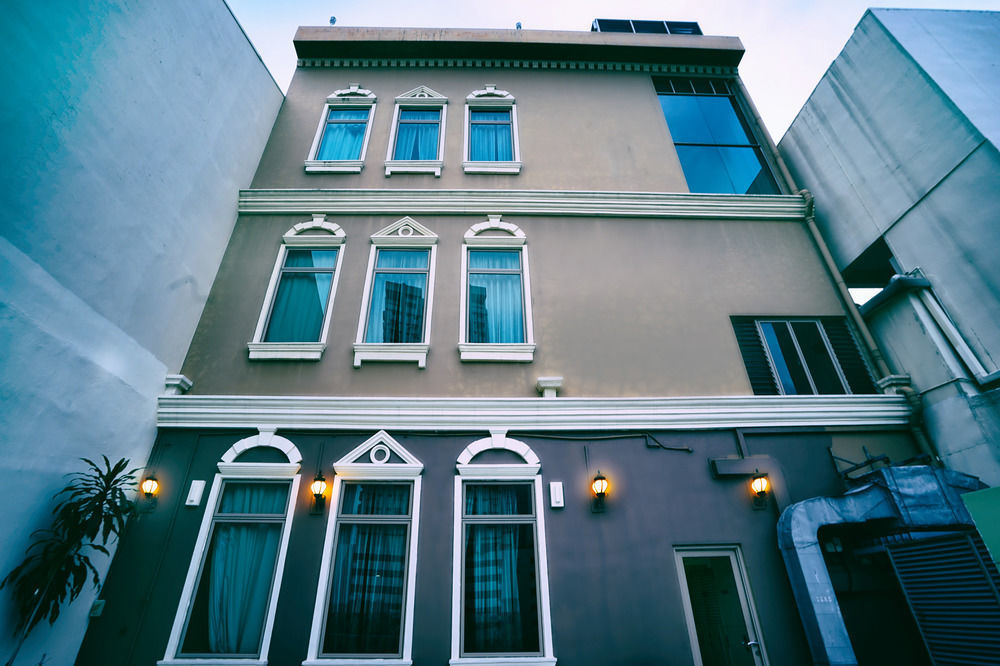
[734, 76, 936, 460]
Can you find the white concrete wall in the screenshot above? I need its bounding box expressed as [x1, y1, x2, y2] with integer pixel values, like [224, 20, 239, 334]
[0, 1, 282, 663]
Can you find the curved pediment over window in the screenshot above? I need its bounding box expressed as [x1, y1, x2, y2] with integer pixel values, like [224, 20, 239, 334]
[327, 83, 376, 104]
[456, 429, 540, 476]
[334, 430, 424, 478]
[218, 427, 302, 476]
[464, 214, 526, 246]
[282, 214, 346, 247]
[467, 83, 515, 104]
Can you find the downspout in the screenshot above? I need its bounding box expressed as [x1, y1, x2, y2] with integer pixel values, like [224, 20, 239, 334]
[732, 78, 937, 461]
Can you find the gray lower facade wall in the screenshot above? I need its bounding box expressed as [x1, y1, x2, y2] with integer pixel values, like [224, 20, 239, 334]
[77, 425, 920, 665]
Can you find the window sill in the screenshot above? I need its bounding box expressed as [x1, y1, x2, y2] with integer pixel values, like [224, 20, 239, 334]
[304, 160, 364, 173]
[462, 161, 523, 175]
[353, 343, 429, 368]
[459, 343, 535, 362]
[302, 657, 413, 666]
[248, 342, 325, 360]
[450, 658, 556, 666]
[158, 660, 265, 666]
[384, 160, 443, 177]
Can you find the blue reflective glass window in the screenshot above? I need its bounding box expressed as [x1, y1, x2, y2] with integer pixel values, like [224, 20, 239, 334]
[676, 146, 777, 195]
[317, 108, 370, 160]
[393, 109, 440, 160]
[263, 249, 338, 343]
[467, 250, 524, 344]
[469, 109, 513, 161]
[366, 249, 429, 343]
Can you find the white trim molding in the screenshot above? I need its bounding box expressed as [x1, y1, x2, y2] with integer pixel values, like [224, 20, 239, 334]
[354, 218, 438, 368]
[463, 85, 522, 175]
[238, 189, 808, 220]
[249, 215, 346, 361]
[305, 84, 377, 173]
[157, 395, 911, 430]
[304, 432, 422, 665]
[385, 85, 448, 177]
[459, 215, 535, 362]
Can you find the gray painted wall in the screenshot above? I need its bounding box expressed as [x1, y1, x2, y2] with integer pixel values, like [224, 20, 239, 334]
[181, 212, 844, 397]
[0, 1, 282, 662]
[779, 8, 1000, 484]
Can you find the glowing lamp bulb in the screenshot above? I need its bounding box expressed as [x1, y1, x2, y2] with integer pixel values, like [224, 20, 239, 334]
[311, 475, 327, 497]
[591, 471, 608, 497]
[751, 474, 769, 497]
[141, 477, 159, 498]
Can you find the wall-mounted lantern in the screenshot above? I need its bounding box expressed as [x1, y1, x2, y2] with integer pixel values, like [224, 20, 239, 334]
[311, 472, 328, 514]
[591, 471, 609, 513]
[141, 475, 159, 499]
[750, 470, 769, 509]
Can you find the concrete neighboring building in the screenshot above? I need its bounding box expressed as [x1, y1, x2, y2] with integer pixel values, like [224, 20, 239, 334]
[0, 1, 282, 663]
[780, 8, 1000, 487]
[73, 16, 998, 666]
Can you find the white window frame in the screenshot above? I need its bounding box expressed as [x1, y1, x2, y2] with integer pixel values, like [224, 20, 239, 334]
[450, 431, 556, 666]
[755, 318, 851, 395]
[459, 216, 535, 362]
[354, 217, 438, 368]
[305, 84, 377, 173]
[674, 546, 770, 666]
[384, 86, 448, 177]
[248, 215, 346, 360]
[304, 431, 423, 666]
[463, 85, 522, 175]
[159, 430, 302, 666]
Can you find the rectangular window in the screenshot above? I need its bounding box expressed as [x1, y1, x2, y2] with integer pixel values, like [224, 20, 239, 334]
[263, 249, 338, 343]
[656, 78, 779, 195]
[461, 483, 541, 656]
[731, 316, 876, 395]
[321, 482, 413, 657]
[178, 481, 291, 657]
[393, 109, 441, 160]
[316, 108, 371, 161]
[467, 250, 525, 344]
[364, 249, 430, 344]
[469, 109, 513, 161]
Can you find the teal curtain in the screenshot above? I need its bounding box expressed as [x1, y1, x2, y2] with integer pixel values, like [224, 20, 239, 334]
[468, 251, 523, 344]
[365, 250, 428, 343]
[264, 249, 337, 343]
[470, 110, 513, 161]
[181, 483, 288, 655]
[393, 110, 439, 160]
[463, 485, 540, 654]
[317, 109, 369, 160]
[324, 483, 410, 655]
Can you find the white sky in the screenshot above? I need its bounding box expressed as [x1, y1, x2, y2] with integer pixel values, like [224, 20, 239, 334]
[226, 0, 1000, 139]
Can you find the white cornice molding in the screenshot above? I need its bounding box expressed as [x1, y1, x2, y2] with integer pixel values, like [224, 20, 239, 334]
[239, 190, 807, 220]
[299, 58, 736, 77]
[158, 395, 910, 430]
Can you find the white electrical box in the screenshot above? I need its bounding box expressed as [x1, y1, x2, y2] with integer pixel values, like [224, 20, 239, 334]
[186, 479, 206, 506]
[549, 481, 564, 508]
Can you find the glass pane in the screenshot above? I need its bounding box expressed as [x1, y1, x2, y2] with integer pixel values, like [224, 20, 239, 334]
[365, 274, 427, 343]
[324, 523, 408, 655]
[217, 483, 289, 514]
[263, 273, 332, 342]
[285, 249, 338, 269]
[399, 109, 439, 121]
[792, 321, 846, 394]
[718, 147, 779, 195]
[340, 483, 411, 515]
[471, 110, 511, 122]
[328, 108, 370, 121]
[376, 249, 429, 270]
[658, 95, 749, 145]
[469, 273, 524, 344]
[470, 124, 513, 161]
[465, 484, 533, 516]
[682, 556, 757, 666]
[463, 523, 539, 654]
[317, 122, 366, 160]
[675, 146, 777, 195]
[393, 122, 439, 160]
[469, 250, 520, 270]
[181, 522, 282, 655]
[760, 322, 813, 394]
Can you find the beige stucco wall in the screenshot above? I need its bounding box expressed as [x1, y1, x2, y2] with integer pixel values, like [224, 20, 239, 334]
[181, 212, 844, 397]
[251, 66, 690, 192]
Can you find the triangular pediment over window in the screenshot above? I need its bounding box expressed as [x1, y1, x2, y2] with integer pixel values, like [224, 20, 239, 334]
[395, 85, 448, 104]
[334, 430, 423, 478]
[371, 216, 438, 245]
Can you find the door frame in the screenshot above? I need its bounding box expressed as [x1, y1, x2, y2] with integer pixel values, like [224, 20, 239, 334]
[674, 545, 770, 666]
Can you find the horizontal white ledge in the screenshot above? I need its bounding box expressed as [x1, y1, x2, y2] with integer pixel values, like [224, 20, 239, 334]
[157, 395, 910, 430]
[248, 342, 325, 360]
[238, 189, 806, 220]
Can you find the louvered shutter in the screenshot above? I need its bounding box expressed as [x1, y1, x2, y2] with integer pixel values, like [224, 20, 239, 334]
[821, 318, 877, 394]
[731, 317, 779, 395]
[888, 532, 1000, 665]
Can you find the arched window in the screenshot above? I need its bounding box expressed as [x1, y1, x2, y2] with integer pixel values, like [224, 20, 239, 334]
[162, 429, 301, 663]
